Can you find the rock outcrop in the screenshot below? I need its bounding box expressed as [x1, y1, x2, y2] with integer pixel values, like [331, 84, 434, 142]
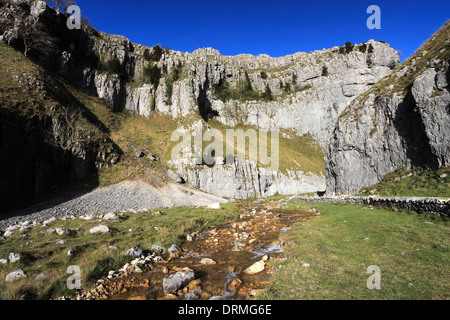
[325, 22, 450, 194]
[174, 157, 325, 199]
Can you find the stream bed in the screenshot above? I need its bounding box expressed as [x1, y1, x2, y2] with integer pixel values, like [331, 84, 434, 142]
[84, 200, 319, 300]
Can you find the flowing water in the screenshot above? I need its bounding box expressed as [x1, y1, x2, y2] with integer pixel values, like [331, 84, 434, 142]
[97, 200, 319, 300]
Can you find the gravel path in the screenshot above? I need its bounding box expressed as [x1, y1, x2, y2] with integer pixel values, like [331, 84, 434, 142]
[0, 180, 227, 231]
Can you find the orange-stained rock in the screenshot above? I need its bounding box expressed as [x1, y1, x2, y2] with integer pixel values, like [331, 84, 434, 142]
[228, 279, 242, 292]
[188, 279, 202, 291]
[129, 295, 147, 300]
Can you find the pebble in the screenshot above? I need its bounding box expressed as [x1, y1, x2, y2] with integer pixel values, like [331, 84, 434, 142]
[200, 258, 217, 265]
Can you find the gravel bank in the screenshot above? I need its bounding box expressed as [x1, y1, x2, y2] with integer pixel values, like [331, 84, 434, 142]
[0, 180, 228, 231]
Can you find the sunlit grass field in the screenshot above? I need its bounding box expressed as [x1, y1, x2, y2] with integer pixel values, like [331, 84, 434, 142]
[258, 201, 449, 300]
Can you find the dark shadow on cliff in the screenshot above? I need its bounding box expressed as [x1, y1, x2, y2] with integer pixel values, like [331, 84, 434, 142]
[393, 87, 439, 169]
[0, 107, 122, 218]
[197, 67, 219, 121]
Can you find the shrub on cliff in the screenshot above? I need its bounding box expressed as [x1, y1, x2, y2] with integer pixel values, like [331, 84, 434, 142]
[359, 43, 367, 52]
[97, 56, 129, 80]
[344, 41, 354, 54]
[164, 62, 183, 105]
[213, 79, 234, 102]
[143, 45, 164, 62]
[143, 65, 161, 88]
[262, 84, 273, 101]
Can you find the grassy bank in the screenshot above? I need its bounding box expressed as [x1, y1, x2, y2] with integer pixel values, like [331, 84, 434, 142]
[359, 166, 450, 198]
[207, 119, 325, 175]
[258, 201, 449, 300]
[0, 203, 241, 299]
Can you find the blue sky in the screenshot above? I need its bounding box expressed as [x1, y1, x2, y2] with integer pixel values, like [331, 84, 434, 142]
[76, 0, 449, 61]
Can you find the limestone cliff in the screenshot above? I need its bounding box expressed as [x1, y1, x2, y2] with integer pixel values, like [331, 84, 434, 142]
[325, 22, 450, 194]
[0, 1, 399, 144]
[1, 0, 410, 199]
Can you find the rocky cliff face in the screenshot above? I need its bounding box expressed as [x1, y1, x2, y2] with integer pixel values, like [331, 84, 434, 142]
[0, 1, 399, 144]
[3, 1, 421, 200]
[174, 161, 326, 199]
[166, 120, 326, 199]
[325, 22, 450, 194]
[122, 41, 399, 147]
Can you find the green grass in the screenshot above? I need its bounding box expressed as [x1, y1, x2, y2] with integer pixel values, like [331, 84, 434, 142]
[258, 202, 450, 300]
[359, 167, 450, 198]
[206, 119, 325, 175]
[0, 202, 241, 299]
[65, 82, 188, 188]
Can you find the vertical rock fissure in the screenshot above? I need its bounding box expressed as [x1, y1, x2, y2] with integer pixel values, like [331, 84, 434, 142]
[394, 87, 439, 170]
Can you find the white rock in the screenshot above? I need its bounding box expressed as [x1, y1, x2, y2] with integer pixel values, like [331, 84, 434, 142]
[43, 217, 57, 225]
[9, 252, 20, 263]
[80, 215, 95, 221]
[244, 260, 265, 274]
[3, 230, 14, 237]
[89, 225, 110, 234]
[6, 225, 20, 232]
[168, 244, 179, 254]
[103, 212, 119, 220]
[207, 203, 221, 210]
[5, 269, 27, 282]
[124, 247, 143, 258]
[55, 228, 72, 236]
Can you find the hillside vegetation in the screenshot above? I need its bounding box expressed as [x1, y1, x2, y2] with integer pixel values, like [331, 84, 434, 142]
[359, 167, 450, 198]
